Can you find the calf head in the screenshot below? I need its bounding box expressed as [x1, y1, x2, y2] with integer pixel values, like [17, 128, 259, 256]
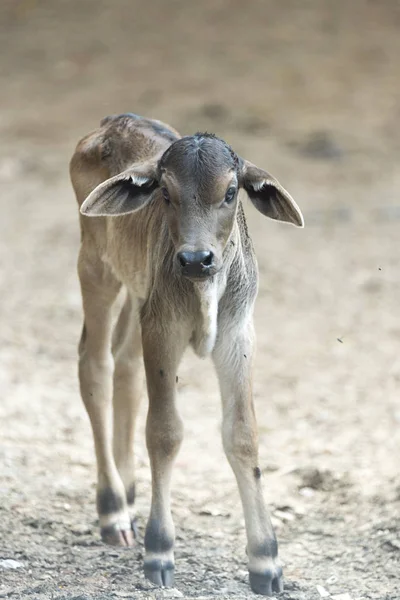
[81, 133, 304, 280]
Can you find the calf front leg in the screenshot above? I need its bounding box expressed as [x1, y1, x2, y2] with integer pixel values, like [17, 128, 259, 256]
[213, 319, 283, 597]
[142, 322, 186, 587]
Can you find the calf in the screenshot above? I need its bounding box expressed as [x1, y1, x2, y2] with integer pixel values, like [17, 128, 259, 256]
[69, 113, 303, 596]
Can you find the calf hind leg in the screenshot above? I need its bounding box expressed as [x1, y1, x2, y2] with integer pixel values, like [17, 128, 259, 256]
[112, 293, 143, 534]
[78, 248, 134, 546]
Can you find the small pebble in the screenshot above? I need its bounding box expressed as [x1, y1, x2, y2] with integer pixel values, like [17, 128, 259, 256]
[275, 509, 295, 521]
[316, 584, 330, 597]
[162, 588, 184, 598]
[299, 486, 315, 497]
[0, 559, 23, 569]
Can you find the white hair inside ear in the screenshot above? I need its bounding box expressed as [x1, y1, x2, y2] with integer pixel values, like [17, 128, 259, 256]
[251, 179, 271, 192]
[129, 174, 154, 186]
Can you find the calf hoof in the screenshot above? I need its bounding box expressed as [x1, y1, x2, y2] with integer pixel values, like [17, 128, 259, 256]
[249, 568, 283, 596]
[101, 523, 135, 547]
[144, 559, 174, 587]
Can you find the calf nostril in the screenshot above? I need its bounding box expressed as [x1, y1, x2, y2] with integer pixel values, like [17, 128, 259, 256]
[178, 253, 188, 267]
[200, 251, 213, 267]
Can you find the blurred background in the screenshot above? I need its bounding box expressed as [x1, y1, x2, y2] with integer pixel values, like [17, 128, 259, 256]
[0, 1, 399, 599]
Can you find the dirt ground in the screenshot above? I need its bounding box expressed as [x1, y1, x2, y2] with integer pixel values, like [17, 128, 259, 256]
[0, 1, 399, 599]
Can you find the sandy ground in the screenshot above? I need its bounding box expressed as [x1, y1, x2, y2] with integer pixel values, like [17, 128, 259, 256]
[0, 1, 399, 599]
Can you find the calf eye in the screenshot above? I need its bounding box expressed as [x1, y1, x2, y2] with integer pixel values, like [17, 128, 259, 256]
[161, 187, 170, 204]
[224, 187, 237, 205]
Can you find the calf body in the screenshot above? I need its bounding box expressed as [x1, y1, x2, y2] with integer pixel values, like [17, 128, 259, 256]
[70, 113, 303, 596]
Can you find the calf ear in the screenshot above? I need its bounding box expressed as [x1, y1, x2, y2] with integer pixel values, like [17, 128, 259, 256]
[241, 160, 304, 227]
[80, 164, 159, 217]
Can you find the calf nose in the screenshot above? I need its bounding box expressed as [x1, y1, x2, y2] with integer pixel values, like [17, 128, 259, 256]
[177, 250, 214, 277]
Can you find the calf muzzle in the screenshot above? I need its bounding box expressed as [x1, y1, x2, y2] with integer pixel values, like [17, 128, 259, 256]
[176, 250, 215, 279]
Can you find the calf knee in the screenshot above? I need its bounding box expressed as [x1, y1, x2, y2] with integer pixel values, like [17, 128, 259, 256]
[146, 410, 184, 458]
[222, 417, 258, 463]
[78, 352, 114, 412]
[79, 352, 113, 380]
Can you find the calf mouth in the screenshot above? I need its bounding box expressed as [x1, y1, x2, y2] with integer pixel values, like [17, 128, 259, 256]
[181, 265, 217, 281]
